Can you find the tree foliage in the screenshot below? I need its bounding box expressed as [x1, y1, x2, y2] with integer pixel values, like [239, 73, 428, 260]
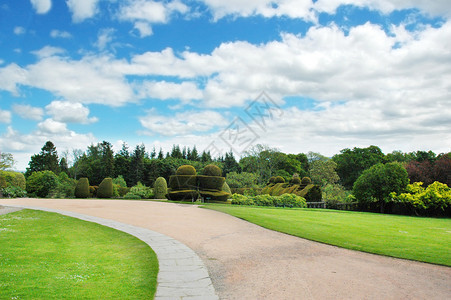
[333, 145, 386, 189]
[26, 141, 60, 177]
[0, 152, 15, 170]
[353, 162, 409, 213]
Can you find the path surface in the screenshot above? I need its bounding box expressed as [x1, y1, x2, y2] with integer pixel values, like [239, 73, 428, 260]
[1, 199, 450, 299]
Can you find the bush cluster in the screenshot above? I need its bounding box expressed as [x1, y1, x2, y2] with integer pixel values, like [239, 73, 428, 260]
[124, 182, 153, 199]
[0, 170, 26, 198]
[391, 181, 451, 216]
[231, 193, 307, 208]
[261, 176, 322, 202]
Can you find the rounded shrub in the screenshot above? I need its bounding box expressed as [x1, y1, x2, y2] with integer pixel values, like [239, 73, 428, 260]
[301, 177, 312, 185]
[97, 178, 113, 198]
[268, 177, 276, 184]
[74, 177, 90, 198]
[274, 176, 285, 183]
[176, 165, 197, 176]
[154, 177, 168, 199]
[202, 164, 222, 177]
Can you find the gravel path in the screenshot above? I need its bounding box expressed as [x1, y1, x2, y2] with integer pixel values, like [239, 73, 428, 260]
[1, 198, 450, 299]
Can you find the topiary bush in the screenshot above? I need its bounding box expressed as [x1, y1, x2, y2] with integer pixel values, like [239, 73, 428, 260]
[167, 190, 199, 201]
[197, 175, 225, 190]
[26, 171, 59, 198]
[268, 176, 276, 184]
[176, 165, 197, 176]
[222, 181, 232, 194]
[290, 177, 302, 185]
[168, 175, 197, 190]
[202, 164, 222, 177]
[75, 178, 90, 198]
[97, 178, 113, 198]
[274, 176, 285, 183]
[301, 177, 312, 185]
[154, 177, 168, 199]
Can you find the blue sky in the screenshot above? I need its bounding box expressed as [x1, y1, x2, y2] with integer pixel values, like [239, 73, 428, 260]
[0, 0, 450, 171]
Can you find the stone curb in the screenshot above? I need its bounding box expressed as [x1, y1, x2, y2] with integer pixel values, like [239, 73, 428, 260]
[3, 205, 219, 300]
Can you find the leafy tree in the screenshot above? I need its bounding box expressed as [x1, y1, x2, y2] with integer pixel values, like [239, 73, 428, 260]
[26, 141, 60, 177]
[226, 172, 259, 189]
[170, 145, 183, 159]
[353, 162, 409, 213]
[26, 170, 59, 198]
[333, 145, 386, 189]
[308, 153, 339, 186]
[405, 153, 451, 186]
[0, 152, 15, 170]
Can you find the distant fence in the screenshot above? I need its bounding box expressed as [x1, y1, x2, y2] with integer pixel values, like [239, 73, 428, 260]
[307, 201, 359, 211]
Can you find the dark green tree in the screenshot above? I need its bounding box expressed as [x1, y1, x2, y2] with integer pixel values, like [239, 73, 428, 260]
[223, 151, 240, 175]
[26, 141, 60, 177]
[188, 146, 199, 161]
[353, 162, 409, 213]
[128, 144, 146, 186]
[333, 145, 386, 189]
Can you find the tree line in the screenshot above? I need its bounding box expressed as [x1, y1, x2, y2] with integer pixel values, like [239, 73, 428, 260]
[21, 141, 450, 190]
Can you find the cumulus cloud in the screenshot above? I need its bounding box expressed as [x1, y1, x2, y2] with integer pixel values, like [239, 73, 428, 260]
[50, 29, 72, 38]
[0, 124, 96, 171]
[30, 0, 51, 14]
[0, 63, 28, 95]
[139, 109, 228, 136]
[140, 81, 202, 102]
[118, 0, 189, 38]
[31, 46, 65, 59]
[66, 0, 99, 22]
[0, 109, 12, 123]
[12, 104, 44, 121]
[45, 101, 98, 124]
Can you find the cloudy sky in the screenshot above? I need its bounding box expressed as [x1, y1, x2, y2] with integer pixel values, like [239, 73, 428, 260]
[0, 0, 450, 171]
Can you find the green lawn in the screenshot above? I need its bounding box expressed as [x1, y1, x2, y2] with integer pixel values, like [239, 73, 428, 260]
[0, 209, 158, 299]
[205, 205, 451, 266]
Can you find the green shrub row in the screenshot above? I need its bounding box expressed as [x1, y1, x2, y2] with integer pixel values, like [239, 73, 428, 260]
[231, 193, 307, 208]
[0, 170, 26, 198]
[262, 177, 322, 202]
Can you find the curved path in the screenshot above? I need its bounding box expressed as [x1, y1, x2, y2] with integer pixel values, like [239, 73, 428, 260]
[1, 199, 450, 299]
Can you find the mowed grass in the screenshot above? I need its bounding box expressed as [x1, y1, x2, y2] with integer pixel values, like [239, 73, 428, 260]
[206, 205, 451, 266]
[0, 209, 158, 299]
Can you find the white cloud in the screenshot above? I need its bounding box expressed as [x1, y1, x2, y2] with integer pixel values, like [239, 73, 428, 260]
[95, 28, 115, 50]
[118, 0, 189, 38]
[37, 118, 68, 134]
[13, 26, 26, 35]
[30, 0, 51, 14]
[140, 81, 202, 102]
[201, 0, 316, 21]
[0, 63, 28, 96]
[45, 101, 98, 124]
[139, 109, 228, 136]
[12, 104, 44, 121]
[200, 0, 451, 21]
[0, 125, 96, 171]
[66, 0, 99, 22]
[50, 29, 72, 38]
[133, 21, 153, 37]
[25, 55, 135, 106]
[31, 46, 65, 59]
[0, 109, 12, 123]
